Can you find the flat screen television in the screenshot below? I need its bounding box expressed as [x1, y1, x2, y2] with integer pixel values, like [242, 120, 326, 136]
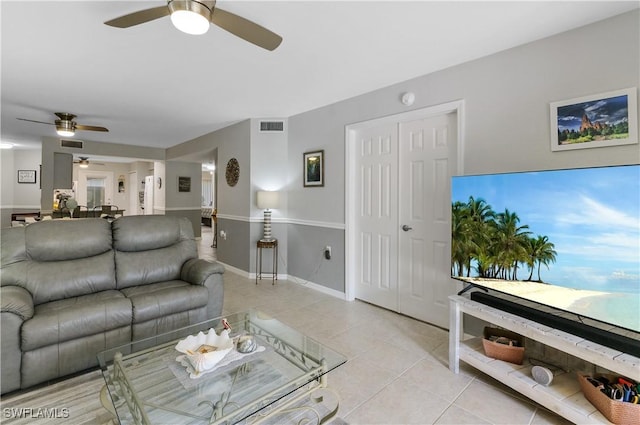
[451, 164, 640, 339]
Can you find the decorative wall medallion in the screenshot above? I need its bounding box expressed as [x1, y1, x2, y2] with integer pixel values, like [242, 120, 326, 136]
[225, 158, 240, 187]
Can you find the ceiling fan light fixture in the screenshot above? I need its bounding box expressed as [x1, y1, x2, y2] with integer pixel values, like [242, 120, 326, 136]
[169, 1, 211, 35]
[78, 158, 89, 168]
[55, 120, 76, 137]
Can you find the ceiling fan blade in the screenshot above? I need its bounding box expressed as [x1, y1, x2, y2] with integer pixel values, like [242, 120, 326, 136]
[17, 118, 54, 126]
[76, 124, 109, 132]
[104, 6, 170, 28]
[211, 8, 282, 51]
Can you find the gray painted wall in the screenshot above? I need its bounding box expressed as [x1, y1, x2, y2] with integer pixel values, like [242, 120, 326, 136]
[286, 10, 639, 293]
[218, 120, 252, 218]
[0, 149, 15, 227]
[0, 149, 41, 227]
[288, 224, 345, 292]
[52, 152, 72, 189]
[165, 160, 203, 237]
[181, 120, 254, 268]
[216, 217, 251, 271]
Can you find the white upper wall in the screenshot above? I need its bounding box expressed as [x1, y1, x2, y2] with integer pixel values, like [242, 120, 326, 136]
[287, 10, 640, 225]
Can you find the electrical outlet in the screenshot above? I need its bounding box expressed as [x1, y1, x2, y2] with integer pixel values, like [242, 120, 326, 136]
[324, 246, 331, 260]
[220, 230, 227, 240]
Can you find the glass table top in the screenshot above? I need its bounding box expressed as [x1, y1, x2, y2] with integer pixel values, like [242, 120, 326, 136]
[97, 310, 346, 425]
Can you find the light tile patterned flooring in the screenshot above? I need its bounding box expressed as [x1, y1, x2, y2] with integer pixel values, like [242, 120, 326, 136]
[197, 227, 572, 425]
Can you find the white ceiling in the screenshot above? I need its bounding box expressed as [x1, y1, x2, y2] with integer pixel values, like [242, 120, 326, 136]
[2, 1, 638, 153]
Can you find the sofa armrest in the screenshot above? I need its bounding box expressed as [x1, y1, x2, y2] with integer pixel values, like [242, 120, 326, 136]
[181, 259, 225, 319]
[1, 286, 34, 394]
[181, 258, 224, 286]
[1, 285, 34, 320]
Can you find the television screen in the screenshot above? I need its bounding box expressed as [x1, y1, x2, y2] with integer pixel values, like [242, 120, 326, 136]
[451, 164, 640, 333]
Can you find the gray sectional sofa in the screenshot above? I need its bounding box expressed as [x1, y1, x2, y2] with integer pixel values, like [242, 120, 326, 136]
[0, 215, 224, 394]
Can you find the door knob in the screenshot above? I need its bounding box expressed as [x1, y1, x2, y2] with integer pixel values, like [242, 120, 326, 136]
[402, 225, 412, 232]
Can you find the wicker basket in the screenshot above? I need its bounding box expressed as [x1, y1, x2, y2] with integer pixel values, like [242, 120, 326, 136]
[481, 327, 525, 365]
[578, 374, 640, 425]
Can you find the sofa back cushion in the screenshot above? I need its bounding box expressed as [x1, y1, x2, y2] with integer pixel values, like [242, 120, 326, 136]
[0, 219, 116, 305]
[113, 216, 198, 289]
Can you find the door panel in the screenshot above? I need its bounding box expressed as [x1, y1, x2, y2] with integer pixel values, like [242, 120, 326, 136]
[398, 113, 457, 327]
[354, 123, 398, 311]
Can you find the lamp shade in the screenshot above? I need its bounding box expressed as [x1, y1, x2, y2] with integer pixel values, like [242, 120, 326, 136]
[257, 191, 280, 210]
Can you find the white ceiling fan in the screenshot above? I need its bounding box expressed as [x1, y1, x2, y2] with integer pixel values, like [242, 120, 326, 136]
[104, 0, 283, 51]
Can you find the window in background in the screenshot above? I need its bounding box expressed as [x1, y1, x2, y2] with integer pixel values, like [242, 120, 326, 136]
[202, 177, 213, 206]
[87, 177, 105, 209]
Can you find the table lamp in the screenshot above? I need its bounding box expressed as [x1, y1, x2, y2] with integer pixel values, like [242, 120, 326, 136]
[257, 191, 280, 241]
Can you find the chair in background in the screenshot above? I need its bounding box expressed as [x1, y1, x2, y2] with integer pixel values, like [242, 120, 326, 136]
[93, 205, 118, 218]
[101, 205, 119, 215]
[73, 205, 89, 218]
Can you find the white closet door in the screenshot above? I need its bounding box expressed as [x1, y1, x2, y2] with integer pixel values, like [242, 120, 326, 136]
[398, 113, 457, 328]
[353, 122, 399, 311]
[350, 107, 459, 329]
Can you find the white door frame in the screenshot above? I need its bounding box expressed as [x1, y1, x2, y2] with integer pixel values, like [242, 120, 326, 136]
[129, 171, 138, 215]
[345, 99, 466, 302]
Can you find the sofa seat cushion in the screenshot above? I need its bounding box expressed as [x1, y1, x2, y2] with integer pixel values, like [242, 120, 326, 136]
[22, 290, 131, 351]
[120, 280, 208, 324]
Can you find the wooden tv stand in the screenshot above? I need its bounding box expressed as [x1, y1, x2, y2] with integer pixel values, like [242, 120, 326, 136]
[449, 295, 640, 424]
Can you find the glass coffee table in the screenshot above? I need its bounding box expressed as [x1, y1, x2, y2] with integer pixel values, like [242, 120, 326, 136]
[97, 310, 346, 425]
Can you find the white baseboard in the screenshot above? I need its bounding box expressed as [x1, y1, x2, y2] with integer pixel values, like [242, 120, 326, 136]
[218, 262, 347, 300]
[216, 261, 251, 279]
[282, 274, 347, 300]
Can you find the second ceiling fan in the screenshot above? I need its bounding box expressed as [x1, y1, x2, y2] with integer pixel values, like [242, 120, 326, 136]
[74, 156, 105, 168]
[104, 0, 283, 51]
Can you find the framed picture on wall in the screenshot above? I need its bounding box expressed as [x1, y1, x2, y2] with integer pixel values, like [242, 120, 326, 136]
[550, 87, 638, 151]
[17, 170, 36, 184]
[303, 150, 324, 187]
[178, 176, 191, 192]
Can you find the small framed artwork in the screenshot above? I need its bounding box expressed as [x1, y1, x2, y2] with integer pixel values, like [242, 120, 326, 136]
[178, 176, 191, 192]
[17, 170, 36, 184]
[550, 87, 638, 151]
[303, 150, 324, 187]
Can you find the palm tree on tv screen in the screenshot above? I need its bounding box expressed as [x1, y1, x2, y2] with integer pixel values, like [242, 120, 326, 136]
[525, 235, 558, 282]
[451, 198, 556, 283]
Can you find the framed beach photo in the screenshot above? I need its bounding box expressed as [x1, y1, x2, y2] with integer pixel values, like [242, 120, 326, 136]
[550, 87, 638, 151]
[303, 150, 324, 187]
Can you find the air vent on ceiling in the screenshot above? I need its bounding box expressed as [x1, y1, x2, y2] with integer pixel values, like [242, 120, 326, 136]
[60, 139, 84, 149]
[259, 120, 285, 133]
